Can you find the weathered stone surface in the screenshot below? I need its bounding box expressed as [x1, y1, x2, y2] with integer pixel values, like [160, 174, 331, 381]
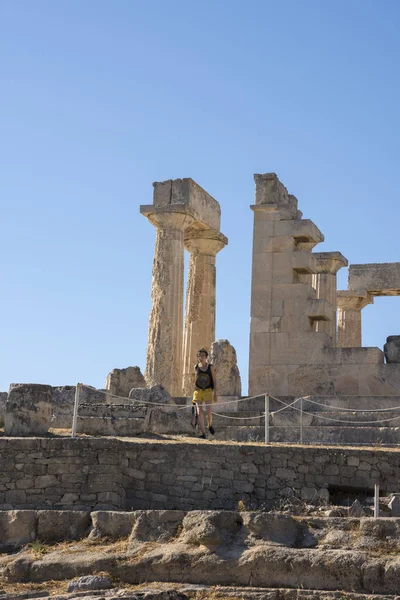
[129, 384, 173, 405]
[129, 510, 185, 545]
[37, 510, 91, 542]
[242, 512, 304, 547]
[0, 391, 7, 425]
[67, 574, 113, 591]
[389, 494, 400, 517]
[79, 385, 108, 405]
[0, 510, 36, 550]
[349, 262, 400, 296]
[143, 405, 193, 435]
[90, 510, 136, 539]
[211, 340, 241, 397]
[181, 511, 243, 547]
[349, 500, 365, 517]
[5, 384, 53, 436]
[384, 336, 400, 364]
[182, 229, 227, 396]
[105, 366, 146, 398]
[51, 385, 75, 428]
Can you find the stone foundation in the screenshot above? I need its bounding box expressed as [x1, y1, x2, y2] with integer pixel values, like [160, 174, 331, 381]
[0, 437, 399, 511]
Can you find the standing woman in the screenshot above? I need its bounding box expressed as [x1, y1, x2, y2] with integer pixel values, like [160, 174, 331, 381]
[193, 348, 217, 439]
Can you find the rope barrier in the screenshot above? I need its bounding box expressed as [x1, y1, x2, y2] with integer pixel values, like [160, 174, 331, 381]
[80, 385, 400, 426]
[304, 397, 400, 413]
[212, 412, 265, 420]
[270, 395, 400, 425]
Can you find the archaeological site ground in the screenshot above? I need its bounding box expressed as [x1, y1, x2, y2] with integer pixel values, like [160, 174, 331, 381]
[2, 174, 400, 599]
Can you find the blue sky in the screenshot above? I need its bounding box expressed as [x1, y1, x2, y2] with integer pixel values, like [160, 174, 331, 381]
[2, 0, 400, 393]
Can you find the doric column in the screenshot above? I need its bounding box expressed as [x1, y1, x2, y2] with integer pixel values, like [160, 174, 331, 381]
[182, 229, 227, 396]
[337, 289, 373, 348]
[313, 252, 348, 342]
[141, 208, 195, 396]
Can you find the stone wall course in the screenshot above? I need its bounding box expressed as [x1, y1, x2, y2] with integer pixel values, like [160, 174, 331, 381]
[1, 438, 400, 510]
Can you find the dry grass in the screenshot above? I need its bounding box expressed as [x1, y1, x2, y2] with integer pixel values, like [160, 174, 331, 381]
[0, 574, 69, 596]
[16, 535, 130, 562]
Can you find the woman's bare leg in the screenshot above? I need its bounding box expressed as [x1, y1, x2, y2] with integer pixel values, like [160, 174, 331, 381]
[197, 404, 206, 434]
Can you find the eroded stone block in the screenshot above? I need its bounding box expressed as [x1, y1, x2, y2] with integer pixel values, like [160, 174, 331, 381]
[105, 366, 146, 398]
[5, 384, 53, 436]
[384, 336, 400, 364]
[211, 340, 241, 397]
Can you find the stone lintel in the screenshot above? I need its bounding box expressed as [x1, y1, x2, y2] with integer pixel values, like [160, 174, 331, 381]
[152, 178, 221, 231]
[349, 262, 400, 296]
[184, 228, 228, 256]
[313, 252, 348, 274]
[337, 289, 373, 311]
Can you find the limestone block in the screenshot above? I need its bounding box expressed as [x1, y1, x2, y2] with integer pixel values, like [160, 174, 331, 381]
[253, 234, 296, 254]
[5, 384, 53, 436]
[90, 511, 136, 539]
[128, 510, 185, 545]
[79, 385, 108, 405]
[0, 510, 37, 550]
[349, 262, 400, 296]
[149, 178, 221, 231]
[105, 366, 146, 398]
[0, 391, 7, 426]
[389, 495, 400, 517]
[251, 254, 273, 286]
[51, 386, 75, 428]
[37, 510, 91, 542]
[211, 340, 242, 397]
[242, 512, 304, 547]
[384, 336, 400, 363]
[181, 510, 243, 547]
[143, 405, 193, 435]
[76, 416, 144, 437]
[292, 251, 318, 275]
[68, 576, 113, 592]
[129, 384, 173, 404]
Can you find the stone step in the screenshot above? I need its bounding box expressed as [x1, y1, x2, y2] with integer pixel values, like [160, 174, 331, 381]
[77, 416, 144, 436]
[214, 425, 400, 445]
[78, 403, 147, 418]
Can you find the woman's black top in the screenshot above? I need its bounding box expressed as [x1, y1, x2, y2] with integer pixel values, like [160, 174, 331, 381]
[194, 364, 214, 390]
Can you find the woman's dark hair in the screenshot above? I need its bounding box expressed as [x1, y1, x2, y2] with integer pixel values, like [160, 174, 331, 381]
[197, 348, 208, 357]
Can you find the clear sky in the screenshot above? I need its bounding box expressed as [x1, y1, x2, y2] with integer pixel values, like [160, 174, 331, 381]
[2, 0, 400, 393]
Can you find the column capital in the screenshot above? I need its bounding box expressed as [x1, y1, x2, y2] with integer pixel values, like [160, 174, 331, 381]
[184, 228, 228, 256]
[140, 205, 196, 231]
[337, 289, 373, 311]
[313, 252, 348, 274]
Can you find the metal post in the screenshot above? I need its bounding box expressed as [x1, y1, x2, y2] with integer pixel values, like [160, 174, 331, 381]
[71, 383, 80, 438]
[374, 484, 379, 518]
[300, 397, 303, 445]
[264, 394, 269, 445]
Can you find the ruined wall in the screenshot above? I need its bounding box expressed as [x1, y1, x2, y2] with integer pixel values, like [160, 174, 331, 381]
[0, 438, 398, 511]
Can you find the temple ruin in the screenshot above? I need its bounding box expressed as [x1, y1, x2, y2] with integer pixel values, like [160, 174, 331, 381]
[140, 173, 400, 400]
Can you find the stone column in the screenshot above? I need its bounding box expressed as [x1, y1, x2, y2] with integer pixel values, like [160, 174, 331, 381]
[182, 229, 227, 396]
[141, 209, 195, 396]
[337, 290, 373, 348]
[313, 252, 348, 342]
